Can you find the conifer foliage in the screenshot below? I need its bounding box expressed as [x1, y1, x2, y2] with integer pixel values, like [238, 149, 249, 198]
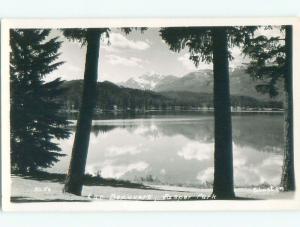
[243, 26, 295, 191]
[10, 29, 70, 173]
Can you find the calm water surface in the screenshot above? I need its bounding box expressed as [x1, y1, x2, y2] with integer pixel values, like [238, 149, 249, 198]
[50, 112, 284, 187]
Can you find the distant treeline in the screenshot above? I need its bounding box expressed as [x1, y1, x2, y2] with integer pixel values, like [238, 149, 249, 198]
[57, 80, 283, 111]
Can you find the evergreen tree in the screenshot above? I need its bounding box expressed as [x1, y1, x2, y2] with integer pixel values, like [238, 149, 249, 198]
[10, 29, 70, 173]
[160, 26, 256, 199]
[62, 28, 106, 195]
[243, 26, 295, 191]
[62, 28, 146, 195]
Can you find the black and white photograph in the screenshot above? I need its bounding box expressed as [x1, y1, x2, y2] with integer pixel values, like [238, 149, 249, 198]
[1, 18, 300, 211]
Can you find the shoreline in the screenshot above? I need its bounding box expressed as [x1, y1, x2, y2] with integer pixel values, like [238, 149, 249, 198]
[11, 173, 294, 203]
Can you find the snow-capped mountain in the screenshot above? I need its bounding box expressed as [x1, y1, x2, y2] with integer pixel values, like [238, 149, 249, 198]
[118, 73, 178, 90]
[154, 69, 213, 93]
[118, 68, 283, 101]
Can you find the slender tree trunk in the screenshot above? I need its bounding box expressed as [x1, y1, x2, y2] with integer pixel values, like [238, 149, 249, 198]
[280, 26, 295, 191]
[211, 27, 235, 199]
[64, 29, 101, 195]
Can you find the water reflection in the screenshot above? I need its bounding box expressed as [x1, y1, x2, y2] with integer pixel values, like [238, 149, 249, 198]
[51, 113, 284, 188]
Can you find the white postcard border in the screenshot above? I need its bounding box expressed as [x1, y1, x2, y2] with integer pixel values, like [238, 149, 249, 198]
[2, 17, 300, 211]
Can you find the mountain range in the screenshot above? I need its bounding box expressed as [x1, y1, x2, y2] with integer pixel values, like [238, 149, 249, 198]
[118, 73, 178, 91]
[59, 78, 283, 113]
[118, 67, 283, 102]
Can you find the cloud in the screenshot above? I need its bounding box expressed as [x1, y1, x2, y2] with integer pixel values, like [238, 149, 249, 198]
[177, 48, 248, 71]
[233, 166, 261, 186]
[197, 167, 214, 183]
[178, 141, 283, 186]
[178, 141, 214, 161]
[261, 155, 282, 167]
[160, 169, 166, 175]
[133, 124, 159, 136]
[233, 145, 283, 186]
[102, 32, 150, 52]
[178, 53, 212, 71]
[133, 126, 149, 135]
[100, 161, 149, 179]
[177, 53, 197, 71]
[106, 54, 143, 67]
[106, 145, 141, 157]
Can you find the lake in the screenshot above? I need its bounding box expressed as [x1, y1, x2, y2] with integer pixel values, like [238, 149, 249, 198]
[49, 112, 284, 188]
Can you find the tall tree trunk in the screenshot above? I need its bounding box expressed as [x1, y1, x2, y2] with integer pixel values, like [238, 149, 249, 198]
[280, 25, 295, 191]
[211, 27, 235, 199]
[64, 29, 101, 195]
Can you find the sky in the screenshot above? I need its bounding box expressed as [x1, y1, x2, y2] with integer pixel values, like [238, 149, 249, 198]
[48, 27, 282, 83]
